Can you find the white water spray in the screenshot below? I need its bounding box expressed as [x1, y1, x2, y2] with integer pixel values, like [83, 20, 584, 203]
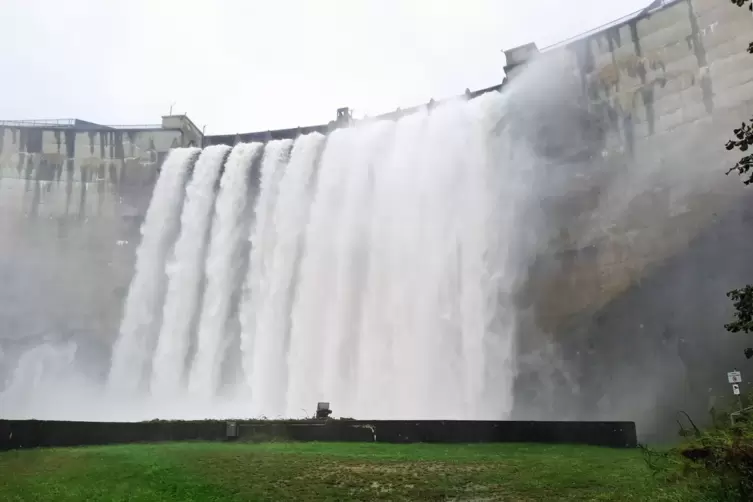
[188, 142, 263, 398]
[4, 91, 532, 421]
[244, 133, 325, 417]
[239, 139, 292, 389]
[285, 121, 395, 418]
[0, 341, 80, 418]
[151, 145, 230, 396]
[108, 147, 199, 393]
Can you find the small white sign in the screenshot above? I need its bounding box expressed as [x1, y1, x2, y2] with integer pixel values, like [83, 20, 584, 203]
[733, 384, 741, 396]
[728, 371, 742, 384]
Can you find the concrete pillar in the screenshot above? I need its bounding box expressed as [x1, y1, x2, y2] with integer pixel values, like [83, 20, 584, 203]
[336, 107, 352, 127]
[161, 115, 203, 147]
[503, 42, 539, 79]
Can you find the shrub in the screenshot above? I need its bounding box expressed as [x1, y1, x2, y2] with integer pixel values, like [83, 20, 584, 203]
[678, 420, 753, 501]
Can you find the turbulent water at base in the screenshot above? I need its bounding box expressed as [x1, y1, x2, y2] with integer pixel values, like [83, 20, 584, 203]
[1, 91, 536, 421]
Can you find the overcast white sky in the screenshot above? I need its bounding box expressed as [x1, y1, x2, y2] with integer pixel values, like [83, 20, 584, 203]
[1, 0, 650, 134]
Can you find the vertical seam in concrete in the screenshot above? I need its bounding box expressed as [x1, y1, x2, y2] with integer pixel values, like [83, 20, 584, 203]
[630, 20, 657, 136]
[630, 21, 644, 59]
[607, 33, 620, 93]
[18, 129, 27, 176]
[686, 0, 714, 113]
[622, 24, 639, 155]
[99, 131, 106, 160]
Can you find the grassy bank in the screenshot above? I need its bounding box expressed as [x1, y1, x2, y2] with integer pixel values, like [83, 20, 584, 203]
[0, 442, 699, 501]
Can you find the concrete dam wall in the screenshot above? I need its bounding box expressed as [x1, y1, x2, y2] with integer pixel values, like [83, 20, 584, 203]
[0, 116, 202, 384]
[511, 0, 753, 433]
[531, 0, 753, 323]
[1, 0, 752, 436]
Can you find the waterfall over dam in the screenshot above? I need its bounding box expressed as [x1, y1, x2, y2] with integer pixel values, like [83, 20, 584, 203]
[120, 92, 523, 420]
[5, 1, 753, 438]
[1, 91, 535, 421]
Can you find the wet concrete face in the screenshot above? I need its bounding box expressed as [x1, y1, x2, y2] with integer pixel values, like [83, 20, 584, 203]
[0, 171, 154, 381]
[88, 131, 95, 155]
[113, 132, 124, 160]
[498, 59, 608, 165]
[64, 130, 76, 159]
[501, 0, 753, 439]
[0, 124, 172, 387]
[516, 198, 753, 439]
[685, 0, 714, 114]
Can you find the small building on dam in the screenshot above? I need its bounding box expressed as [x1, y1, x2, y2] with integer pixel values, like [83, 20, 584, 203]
[1, 0, 752, 439]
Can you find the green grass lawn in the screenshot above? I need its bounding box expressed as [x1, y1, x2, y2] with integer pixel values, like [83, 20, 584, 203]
[0, 441, 700, 501]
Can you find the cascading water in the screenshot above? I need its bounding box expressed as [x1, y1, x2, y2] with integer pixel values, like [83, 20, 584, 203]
[0, 342, 80, 418]
[108, 147, 199, 393]
[1, 90, 534, 421]
[245, 133, 326, 417]
[151, 145, 230, 397]
[239, 138, 293, 392]
[188, 142, 263, 398]
[285, 121, 396, 419]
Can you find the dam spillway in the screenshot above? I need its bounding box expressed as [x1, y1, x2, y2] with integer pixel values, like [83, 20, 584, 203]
[113, 92, 523, 419]
[4, 91, 530, 421]
[4, 0, 753, 438]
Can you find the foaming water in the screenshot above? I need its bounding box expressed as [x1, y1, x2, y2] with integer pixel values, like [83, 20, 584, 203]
[2, 91, 536, 421]
[151, 145, 230, 397]
[188, 143, 263, 398]
[0, 342, 81, 418]
[245, 133, 326, 417]
[239, 138, 293, 392]
[108, 148, 199, 394]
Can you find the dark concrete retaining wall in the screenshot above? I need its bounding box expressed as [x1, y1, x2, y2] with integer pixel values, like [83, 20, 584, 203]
[0, 420, 227, 450]
[238, 420, 636, 448]
[0, 419, 636, 451]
